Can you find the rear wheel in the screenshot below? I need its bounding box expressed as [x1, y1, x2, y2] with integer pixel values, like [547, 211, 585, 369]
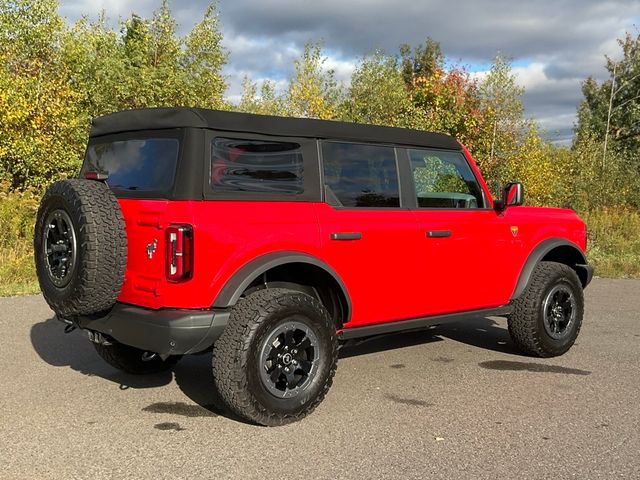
[212, 288, 338, 426]
[93, 341, 180, 375]
[508, 261, 584, 357]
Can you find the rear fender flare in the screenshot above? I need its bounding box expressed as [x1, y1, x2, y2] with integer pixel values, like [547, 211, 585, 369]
[212, 251, 351, 320]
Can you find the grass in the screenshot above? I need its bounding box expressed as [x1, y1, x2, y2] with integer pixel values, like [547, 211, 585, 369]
[0, 187, 39, 296]
[0, 188, 638, 297]
[0, 245, 39, 296]
[584, 208, 640, 278]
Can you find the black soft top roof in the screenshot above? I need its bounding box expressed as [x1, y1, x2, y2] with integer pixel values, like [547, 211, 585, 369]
[90, 107, 461, 150]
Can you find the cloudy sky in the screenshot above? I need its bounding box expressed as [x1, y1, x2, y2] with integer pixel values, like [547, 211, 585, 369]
[58, 0, 640, 143]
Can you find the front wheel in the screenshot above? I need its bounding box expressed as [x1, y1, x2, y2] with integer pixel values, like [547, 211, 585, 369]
[508, 261, 584, 357]
[212, 288, 338, 426]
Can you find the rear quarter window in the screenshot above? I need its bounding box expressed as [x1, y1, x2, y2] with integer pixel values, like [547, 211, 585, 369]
[210, 138, 304, 194]
[84, 138, 179, 193]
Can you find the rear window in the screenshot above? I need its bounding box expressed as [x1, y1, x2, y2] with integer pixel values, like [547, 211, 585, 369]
[210, 138, 304, 194]
[84, 138, 179, 192]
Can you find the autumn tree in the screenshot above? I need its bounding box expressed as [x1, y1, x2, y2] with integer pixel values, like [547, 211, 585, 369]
[396, 40, 483, 152]
[0, 0, 84, 189]
[400, 38, 444, 88]
[1, 0, 228, 189]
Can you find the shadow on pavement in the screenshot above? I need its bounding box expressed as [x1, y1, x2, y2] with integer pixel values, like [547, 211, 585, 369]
[29, 316, 239, 421]
[30, 316, 174, 389]
[30, 313, 522, 423]
[339, 328, 443, 359]
[430, 316, 521, 355]
[340, 315, 521, 358]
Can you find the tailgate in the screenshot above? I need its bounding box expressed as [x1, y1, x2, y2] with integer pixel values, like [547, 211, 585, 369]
[117, 199, 174, 309]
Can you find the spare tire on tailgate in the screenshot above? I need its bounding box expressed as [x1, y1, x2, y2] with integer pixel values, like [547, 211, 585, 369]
[34, 179, 127, 318]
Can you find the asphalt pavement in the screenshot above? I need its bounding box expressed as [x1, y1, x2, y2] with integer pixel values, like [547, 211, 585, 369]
[1, 278, 639, 479]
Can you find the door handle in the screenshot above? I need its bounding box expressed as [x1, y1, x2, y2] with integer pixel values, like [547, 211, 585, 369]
[330, 232, 362, 241]
[426, 230, 452, 238]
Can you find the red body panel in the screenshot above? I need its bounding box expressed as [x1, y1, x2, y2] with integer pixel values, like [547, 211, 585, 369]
[118, 199, 322, 310]
[314, 204, 421, 325]
[116, 149, 588, 329]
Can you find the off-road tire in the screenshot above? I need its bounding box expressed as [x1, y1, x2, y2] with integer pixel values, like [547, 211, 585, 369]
[212, 288, 338, 426]
[508, 261, 584, 357]
[93, 342, 180, 374]
[34, 179, 127, 318]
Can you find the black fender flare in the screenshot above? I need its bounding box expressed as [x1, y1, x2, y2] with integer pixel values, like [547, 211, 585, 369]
[511, 238, 587, 300]
[212, 251, 352, 319]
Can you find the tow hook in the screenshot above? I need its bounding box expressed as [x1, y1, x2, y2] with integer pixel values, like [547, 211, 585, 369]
[141, 352, 157, 362]
[86, 330, 112, 346]
[58, 316, 77, 334]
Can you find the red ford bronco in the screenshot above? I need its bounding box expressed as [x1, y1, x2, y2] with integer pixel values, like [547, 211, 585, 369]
[34, 108, 593, 425]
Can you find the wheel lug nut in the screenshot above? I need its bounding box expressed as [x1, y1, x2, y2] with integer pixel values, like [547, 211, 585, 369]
[292, 349, 297, 354]
[284, 367, 290, 372]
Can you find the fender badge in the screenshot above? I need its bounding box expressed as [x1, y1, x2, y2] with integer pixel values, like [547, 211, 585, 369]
[510, 226, 519, 237]
[146, 239, 157, 259]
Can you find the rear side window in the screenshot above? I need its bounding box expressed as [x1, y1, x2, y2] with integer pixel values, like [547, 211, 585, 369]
[85, 138, 179, 192]
[409, 149, 484, 209]
[321, 142, 399, 208]
[210, 138, 304, 194]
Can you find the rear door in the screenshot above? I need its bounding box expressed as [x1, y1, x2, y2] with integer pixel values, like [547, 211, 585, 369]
[403, 147, 516, 315]
[315, 141, 421, 327]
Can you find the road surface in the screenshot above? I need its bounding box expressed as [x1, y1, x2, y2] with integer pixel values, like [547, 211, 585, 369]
[1, 279, 638, 479]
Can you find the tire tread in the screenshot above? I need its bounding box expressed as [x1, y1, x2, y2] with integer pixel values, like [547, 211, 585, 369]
[212, 288, 337, 426]
[34, 179, 127, 317]
[508, 261, 584, 357]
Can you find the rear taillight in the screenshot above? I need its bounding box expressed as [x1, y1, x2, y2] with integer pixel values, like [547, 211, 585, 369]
[166, 224, 193, 282]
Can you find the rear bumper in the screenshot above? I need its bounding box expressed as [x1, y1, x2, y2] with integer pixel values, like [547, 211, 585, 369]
[76, 303, 229, 355]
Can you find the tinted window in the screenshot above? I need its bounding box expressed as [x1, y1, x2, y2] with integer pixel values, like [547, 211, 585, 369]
[85, 138, 179, 192]
[322, 142, 399, 208]
[210, 138, 304, 194]
[409, 149, 484, 209]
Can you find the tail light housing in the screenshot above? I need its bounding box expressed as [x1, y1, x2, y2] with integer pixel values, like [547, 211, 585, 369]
[165, 224, 193, 282]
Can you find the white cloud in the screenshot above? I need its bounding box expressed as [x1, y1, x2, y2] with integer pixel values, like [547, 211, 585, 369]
[57, 0, 640, 141]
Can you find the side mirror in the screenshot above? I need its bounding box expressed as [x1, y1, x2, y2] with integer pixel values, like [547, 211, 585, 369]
[494, 182, 524, 211]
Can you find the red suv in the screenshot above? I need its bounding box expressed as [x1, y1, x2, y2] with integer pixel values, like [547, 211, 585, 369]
[34, 107, 593, 425]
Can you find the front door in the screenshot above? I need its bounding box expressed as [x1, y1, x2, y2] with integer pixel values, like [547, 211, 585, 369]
[405, 147, 517, 315]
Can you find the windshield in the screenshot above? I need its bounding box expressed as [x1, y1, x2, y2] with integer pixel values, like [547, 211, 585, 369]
[84, 137, 179, 193]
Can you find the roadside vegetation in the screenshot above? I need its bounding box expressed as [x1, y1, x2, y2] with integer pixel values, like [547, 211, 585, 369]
[1, 0, 639, 295]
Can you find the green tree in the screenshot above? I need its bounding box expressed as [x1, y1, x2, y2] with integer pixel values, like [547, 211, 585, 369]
[286, 43, 342, 119]
[341, 50, 414, 127]
[182, 3, 227, 109]
[577, 33, 640, 165]
[478, 53, 525, 189]
[238, 77, 286, 115]
[0, 0, 63, 71]
[399, 38, 444, 88]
